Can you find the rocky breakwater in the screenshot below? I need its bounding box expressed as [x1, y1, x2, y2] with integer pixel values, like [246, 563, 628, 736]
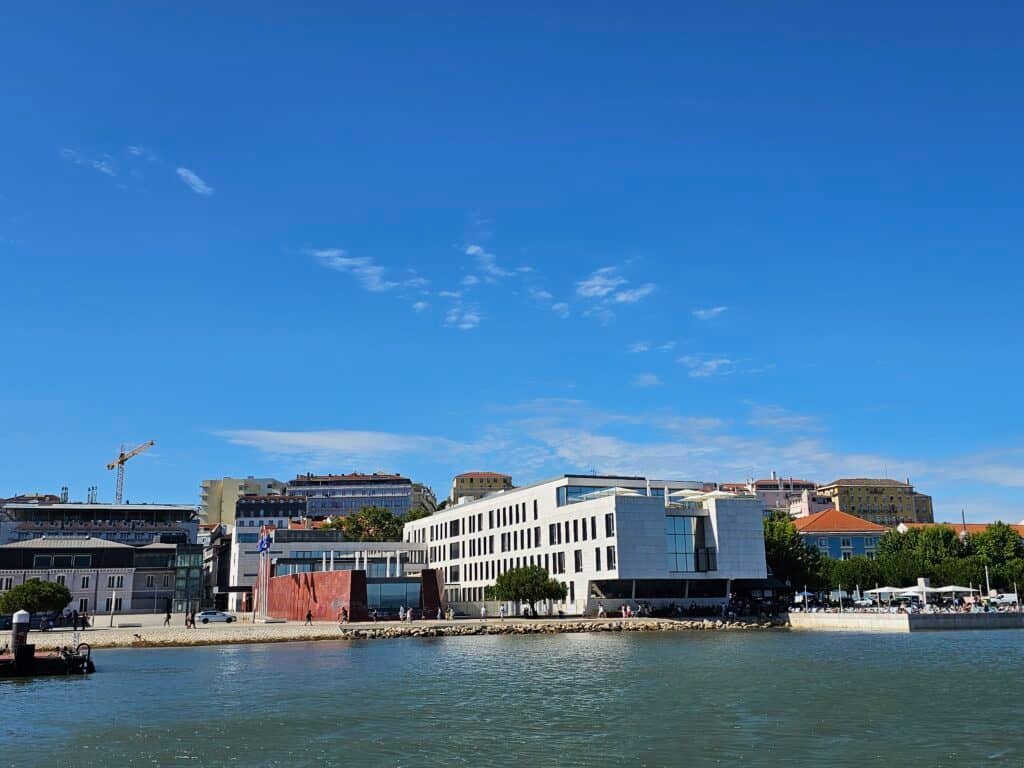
[336, 617, 782, 641]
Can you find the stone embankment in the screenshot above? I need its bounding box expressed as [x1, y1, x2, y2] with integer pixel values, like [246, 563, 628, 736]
[28, 617, 783, 651]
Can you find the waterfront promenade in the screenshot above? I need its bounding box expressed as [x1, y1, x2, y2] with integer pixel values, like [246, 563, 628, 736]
[24, 613, 780, 650]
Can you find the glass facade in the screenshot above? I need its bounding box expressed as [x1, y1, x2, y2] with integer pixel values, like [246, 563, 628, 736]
[558, 485, 667, 506]
[366, 581, 422, 612]
[665, 515, 717, 573]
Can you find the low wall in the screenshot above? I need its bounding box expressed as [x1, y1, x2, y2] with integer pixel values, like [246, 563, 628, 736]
[788, 612, 910, 632]
[909, 613, 1024, 631]
[789, 611, 1024, 633]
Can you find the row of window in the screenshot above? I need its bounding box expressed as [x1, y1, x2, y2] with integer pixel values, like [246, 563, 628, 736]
[415, 499, 542, 544]
[425, 512, 616, 563]
[445, 546, 619, 585]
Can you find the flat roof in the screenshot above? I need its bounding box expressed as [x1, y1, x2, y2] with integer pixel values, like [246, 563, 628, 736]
[1, 536, 135, 549]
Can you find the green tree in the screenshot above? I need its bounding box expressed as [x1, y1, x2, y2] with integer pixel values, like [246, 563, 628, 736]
[824, 556, 881, 591]
[763, 512, 826, 589]
[402, 507, 431, 525]
[969, 523, 1024, 567]
[0, 578, 72, 615]
[327, 507, 405, 541]
[487, 565, 567, 616]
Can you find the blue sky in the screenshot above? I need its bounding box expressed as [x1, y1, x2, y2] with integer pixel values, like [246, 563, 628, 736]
[2, 4, 1023, 521]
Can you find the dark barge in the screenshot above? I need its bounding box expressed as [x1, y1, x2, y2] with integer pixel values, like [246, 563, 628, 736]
[0, 643, 95, 678]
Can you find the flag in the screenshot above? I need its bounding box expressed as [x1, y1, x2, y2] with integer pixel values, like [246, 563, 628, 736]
[257, 524, 272, 553]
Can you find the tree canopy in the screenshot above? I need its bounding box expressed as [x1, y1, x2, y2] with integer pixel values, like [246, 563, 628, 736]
[763, 512, 826, 589]
[0, 578, 72, 615]
[322, 506, 432, 541]
[487, 566, 567, 614]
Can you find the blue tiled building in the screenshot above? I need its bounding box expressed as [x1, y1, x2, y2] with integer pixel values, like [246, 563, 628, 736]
[793, 508, 887, 560]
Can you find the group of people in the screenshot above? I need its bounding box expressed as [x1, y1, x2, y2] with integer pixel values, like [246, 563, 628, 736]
[182, 611, 198, 629]
[41, 610, 91, 632]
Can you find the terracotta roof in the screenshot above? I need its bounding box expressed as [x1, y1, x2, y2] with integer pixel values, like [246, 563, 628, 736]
[455, 472, 512, 480]
[903, 522, 1024, 537]
[792, 509, 887, 534]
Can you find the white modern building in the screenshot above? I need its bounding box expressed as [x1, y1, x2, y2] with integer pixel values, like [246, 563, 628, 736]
[403, 474, 767, 615]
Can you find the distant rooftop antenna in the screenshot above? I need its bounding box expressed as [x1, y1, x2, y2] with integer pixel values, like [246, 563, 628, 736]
[87, 486, 98, 504]
[60, 486, 69, 503]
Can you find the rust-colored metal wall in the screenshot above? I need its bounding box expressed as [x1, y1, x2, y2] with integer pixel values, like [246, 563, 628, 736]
[266, 570, 368, 622]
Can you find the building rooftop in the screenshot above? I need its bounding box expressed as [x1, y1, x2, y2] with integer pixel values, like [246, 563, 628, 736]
[792, 509, 888, 534]
[1, 536, 135, 549]
[288, 473, 410, 484]
[819, 478, 912, 488]
[454, 472, 512, 480]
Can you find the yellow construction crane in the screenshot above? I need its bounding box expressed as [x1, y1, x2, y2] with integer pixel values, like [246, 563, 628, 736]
[106, 440, 155, 504]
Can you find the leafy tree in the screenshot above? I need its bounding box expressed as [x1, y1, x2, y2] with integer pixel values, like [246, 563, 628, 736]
[969, 523, 1024, 567]
[487, 566, 567, 616]
[763, 512, 826, 589]
[328, 507, 405, 541]
[403, 507, 432, 525]
[824, 556, 880, 591]
[931, 555, 987, 589]
[0, 578, 72, 615]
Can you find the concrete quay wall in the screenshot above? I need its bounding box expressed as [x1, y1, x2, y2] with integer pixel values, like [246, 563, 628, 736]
[789, 612, 1024, 632]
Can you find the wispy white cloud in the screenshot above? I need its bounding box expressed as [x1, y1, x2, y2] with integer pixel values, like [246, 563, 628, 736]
[61, 148, 118, 177]
[747, 403, 823, 432]
[461, 275, 481, 286]
[176, 167, 214, 195]
[445, 306, 481, 331]
[613, 283, 655, 304]
[551, 302, 570, 319]
[216, 428, 465, 464]
[630, 342, 651, 353]
[657, 341, 677, 351]
[465, 244, 514, 283]
[693, 306, 728, 320]
[310, 249, 401, 291]
[576, 267, 626, 298]
[529, 287, 554, 301]
[631, 373, 662, 388]
[438, 290, 463, 299]
[127, 145, 145, 157]
[412, 301, 429, 313]
[678, 355, 736, 378]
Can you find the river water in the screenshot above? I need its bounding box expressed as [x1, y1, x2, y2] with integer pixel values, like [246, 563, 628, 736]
[2, 630, 1022, 767]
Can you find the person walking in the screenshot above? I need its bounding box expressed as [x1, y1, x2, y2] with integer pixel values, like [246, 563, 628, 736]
[499, 603, 507, 622]
[163, 611, 171, 627]
[305, 610, 313, 626]
[436, 606, 443, 621]
[480, 605, 487, 622]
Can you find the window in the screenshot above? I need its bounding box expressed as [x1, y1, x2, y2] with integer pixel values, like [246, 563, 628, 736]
[163, 575, 172, 587]
[605, 513, 615, 537]
[666, 516, 699, 572]
[573, 520, 579, 542]
[555, 551, 566, 574]
[574, 549, 583, 573]
[591, 517, 597, 539]
[107, 575, 124, 589]
[104, 597, 124, 612]
[594, 548, 602, 571]
[534, 527, 541, 548]
[146, 575, 156, 588]
[81, 575, 90, 589]
[55, 574, 66, 586]
[0, 577, 12, 590]
[817, 537, 827, 549]
[841, 552, 853, 561]
[840, 537, 852, 549]
[606, 545, 617, 570]
[78, 598, 89, 612]
[533, 500, 538, 520]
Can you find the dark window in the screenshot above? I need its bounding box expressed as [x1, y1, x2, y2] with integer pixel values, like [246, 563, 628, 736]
[534, 526, 541, 547]
[606, 545, 617, 569]
[591, 517, 597, 539]
[595, 548, 602, 571]
[605, 513, 615, 537]
[573, 519, 579, 542]
[574, 549, 583, 573]
[534, 500, 539, 519]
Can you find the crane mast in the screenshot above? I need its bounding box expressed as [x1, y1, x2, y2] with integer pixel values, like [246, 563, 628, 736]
[106, 440, 155, 504]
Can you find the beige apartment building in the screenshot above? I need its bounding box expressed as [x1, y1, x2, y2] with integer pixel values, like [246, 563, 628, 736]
[199, 477, 286, 526]
[449, 472, 513, 504]
[814, 478, 934, 526]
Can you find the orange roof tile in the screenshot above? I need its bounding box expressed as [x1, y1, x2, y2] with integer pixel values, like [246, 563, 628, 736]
[792, 508, 887, 534]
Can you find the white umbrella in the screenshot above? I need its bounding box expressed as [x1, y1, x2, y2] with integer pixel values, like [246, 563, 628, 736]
[935, 585, 978, 594]
[864, 586, 903, 595]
